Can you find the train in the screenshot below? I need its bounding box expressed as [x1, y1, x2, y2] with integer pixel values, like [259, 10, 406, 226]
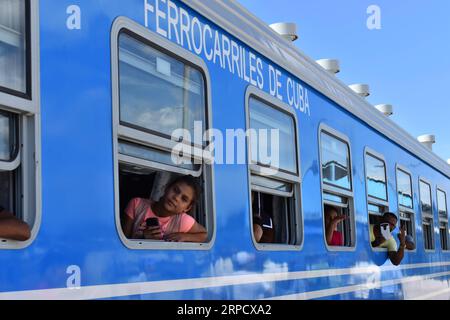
[0, 0, 449, 300]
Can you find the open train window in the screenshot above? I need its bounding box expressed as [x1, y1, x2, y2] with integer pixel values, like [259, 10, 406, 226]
[437, 189, 449, 251]
[419, 179, 435, 251]
[396, 166, 416, 250]
[246, 87, 302, 250]
[319, 126, 356, 250]
[0, 0, 40, 249]
[111, 18, 215, 250]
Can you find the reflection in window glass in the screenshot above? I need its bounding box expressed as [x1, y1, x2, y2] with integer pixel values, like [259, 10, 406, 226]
[321, 132, 351, 190]
[249, 97, 297, 174]
[420, 181, 432, 216]
[0, 112, 17, 161]
[0, 0, 27, 93]
[251, 175, 292, 194]
[438, 190, 447, 217]
[118, 141, 201, 172]
[119, 33, 205, 141]
[397, 169, 413, 208]
[366, 154, 387, 200]
[324, 192, 348, 206]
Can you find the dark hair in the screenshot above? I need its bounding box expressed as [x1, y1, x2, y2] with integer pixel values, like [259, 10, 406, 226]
[253, 215, 263, 227]
[324, 204, 338, 217]
[166, 175, 201, 206]
[383, 211, 398, 221]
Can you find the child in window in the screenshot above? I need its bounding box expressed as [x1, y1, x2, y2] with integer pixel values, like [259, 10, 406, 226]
[324, 205, 347, 246]
[122, 175, 207, 243]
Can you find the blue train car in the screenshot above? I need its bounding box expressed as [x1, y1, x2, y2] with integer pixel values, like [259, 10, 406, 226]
[0, 0, 449, 300]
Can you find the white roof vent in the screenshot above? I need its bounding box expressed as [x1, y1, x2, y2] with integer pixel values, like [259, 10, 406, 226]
[316, 59, 340, 75]
[375, 104, 393, 117]
[269, 23, 299, 42]
[447, 159, 450, 165]
[417, 134, 436, 151]
[349, 84, 370, 98]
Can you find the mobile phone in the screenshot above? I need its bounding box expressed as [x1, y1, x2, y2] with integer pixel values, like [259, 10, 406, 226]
[146, 217, 159, 227]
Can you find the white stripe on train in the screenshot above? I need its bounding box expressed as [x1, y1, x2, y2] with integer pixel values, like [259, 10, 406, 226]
[1, 261, 450, 300]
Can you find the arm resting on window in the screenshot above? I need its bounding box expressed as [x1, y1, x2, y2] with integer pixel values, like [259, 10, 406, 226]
[0, 213, 31, 241]
[388, 245, 405, 266]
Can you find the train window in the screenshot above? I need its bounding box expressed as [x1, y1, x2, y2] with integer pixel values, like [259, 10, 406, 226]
[437, 189, 449, 251]
[246, 87, 302, 250]
[419, 180, 434, 251]
[118, 32, 206, 143]
[396, 167, 416, 250]
[0, 0, 30, 97]
[112, 20, 215, 250]
[0, 0, 39, 249]
[364, 150, 389, 229]
[319, 126, 355, 250]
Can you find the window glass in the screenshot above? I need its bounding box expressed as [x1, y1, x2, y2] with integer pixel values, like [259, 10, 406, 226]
[366, 154, 387, 201]
[438, 190, 447, 217]
[118, 141, 200, 172]
[249, 97, 297, 174]
[321, 132, 351, 190]
[397, 169, 413, 208]
[0, 0, 27, 94]
[440, 222, 449, 251]
[420, 181, 432, 216]
[119, 32, 205, 142]
[251, 175, 292, 194]
[0, 113, 12, 161]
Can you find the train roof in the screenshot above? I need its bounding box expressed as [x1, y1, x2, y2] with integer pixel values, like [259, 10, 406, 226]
[182, 0, 450, 179]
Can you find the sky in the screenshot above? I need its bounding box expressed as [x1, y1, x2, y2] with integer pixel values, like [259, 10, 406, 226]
[237, 0, 450, 163]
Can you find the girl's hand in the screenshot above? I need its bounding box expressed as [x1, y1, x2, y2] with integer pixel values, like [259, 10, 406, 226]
[143, 226, 163, 240]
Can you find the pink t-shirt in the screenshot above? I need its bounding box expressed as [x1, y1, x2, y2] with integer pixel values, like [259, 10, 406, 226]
[125, 198, 196, 239]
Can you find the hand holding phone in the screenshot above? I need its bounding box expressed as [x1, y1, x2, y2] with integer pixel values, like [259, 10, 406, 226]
[144, 218, 163, 240]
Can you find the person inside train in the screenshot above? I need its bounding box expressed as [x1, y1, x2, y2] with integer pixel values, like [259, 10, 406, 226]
[0, 206, 31, 241]
[370, 212, 407, 266]
[324, 205, 347, 246]
[122, 175, 208, 243]
[253, 214, 263, 243]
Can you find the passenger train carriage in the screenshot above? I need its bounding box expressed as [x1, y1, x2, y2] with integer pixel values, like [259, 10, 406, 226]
[0, 0, 449, 300]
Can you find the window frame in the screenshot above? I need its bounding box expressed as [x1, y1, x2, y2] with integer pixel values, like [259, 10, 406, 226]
[419, 177, 435, 252]
[245, 85, 303, 251]
[395, 164, 417, 253]
[111, 17, 216, 250]
[319, 124, 356, 252]
[364, 148, 390, 252]
[437, 187, 449, 252]
[0, 0, 40, 250]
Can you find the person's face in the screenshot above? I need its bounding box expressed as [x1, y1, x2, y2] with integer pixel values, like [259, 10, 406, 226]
[382, 216, 397, 232]
[325, 209, 338, 225]
[163, 182, 194, 215]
